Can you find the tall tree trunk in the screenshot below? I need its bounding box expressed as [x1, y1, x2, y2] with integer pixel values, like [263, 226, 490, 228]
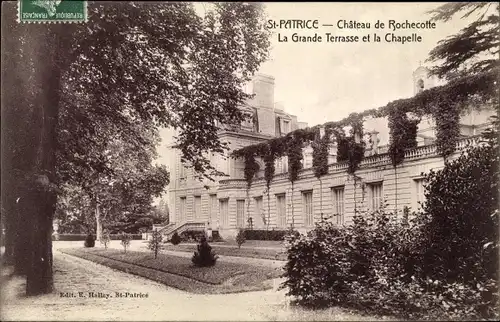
[2, 191, 16, 264]
[26, 26, 62, 296]
[13, 196, 31, 275]
[95, 194, 102, 241]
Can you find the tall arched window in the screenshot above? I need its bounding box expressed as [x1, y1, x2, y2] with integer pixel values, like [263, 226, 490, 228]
[417, 79, 424, 93]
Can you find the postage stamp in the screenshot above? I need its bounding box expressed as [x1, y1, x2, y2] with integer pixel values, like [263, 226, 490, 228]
[18, 0, 87, 23]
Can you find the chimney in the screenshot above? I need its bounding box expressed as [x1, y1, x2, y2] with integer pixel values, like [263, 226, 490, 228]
[251, 74, 275, 110]
[249, 73, 276, 136]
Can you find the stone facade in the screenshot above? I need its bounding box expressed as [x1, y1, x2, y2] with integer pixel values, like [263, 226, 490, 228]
[162, 69, 495, 239]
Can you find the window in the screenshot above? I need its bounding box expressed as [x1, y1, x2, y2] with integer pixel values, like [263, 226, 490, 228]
[304, 153, 313, 168]
[254, 196, 263, 225]
[275, 157, 288, 173]
[282, 156, 288, 173]
[417, 79, 424, 93]
[209, 194, 217, 225]
[219, 199, 229, 226]
[276, 194, 286, 228]
[414, 178, 426, 209]
[194, 196, 201, 220]
[179, 197, 186, 220]
[236, 200, 246, 228]
[368, 182, 383, 211]
[179, 161, 187, 179]
[303, 191, 314, 226]
[331, 186, 345, 224]
[282, 120, 291, 134]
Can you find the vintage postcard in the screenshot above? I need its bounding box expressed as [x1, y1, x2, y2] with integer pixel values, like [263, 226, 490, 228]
[1, 1, 498, 321]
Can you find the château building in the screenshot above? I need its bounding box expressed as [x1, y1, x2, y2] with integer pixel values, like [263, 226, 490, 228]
[157, 68, 495, 239]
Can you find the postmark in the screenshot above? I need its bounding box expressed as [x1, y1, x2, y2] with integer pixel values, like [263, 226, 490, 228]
[18, 0, 87, 23]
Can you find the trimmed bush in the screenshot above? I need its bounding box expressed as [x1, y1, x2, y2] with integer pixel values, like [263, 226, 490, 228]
[192, 236, 218, 267]
[84, 234, 95, 248]
[211, 230, 223, 242]
[180, 230, 205, 242]
[110, 234, 142, 241]
[170, 231, 181, 245]
[244, 229, 288, 241]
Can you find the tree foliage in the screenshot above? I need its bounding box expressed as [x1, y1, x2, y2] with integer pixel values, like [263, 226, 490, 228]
[1, 1, 270, 295]
[419, 140, 498, 285]
[426, 2, 499, 79]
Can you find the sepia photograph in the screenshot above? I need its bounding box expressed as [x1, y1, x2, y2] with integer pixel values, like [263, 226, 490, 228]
[1, 1, 499, 321]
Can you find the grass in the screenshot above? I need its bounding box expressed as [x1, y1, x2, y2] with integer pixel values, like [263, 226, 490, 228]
[162, 243, 288, 261]
[60, 248, 282, 294]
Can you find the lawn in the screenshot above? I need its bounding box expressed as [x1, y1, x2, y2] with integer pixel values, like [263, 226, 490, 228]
[60, 248, 282, 294]
[162, 243, 288, 261]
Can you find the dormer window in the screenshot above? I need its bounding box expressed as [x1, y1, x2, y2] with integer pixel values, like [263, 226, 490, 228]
[240, 108, 258, 132]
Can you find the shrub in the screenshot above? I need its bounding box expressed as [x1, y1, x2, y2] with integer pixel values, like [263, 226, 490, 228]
[120, 233, 132, 253]
[282, 209, 497, 318]
[211, 230, 223, 242]
[148, 229, 163, 259]
[180, 230, 205, 242]
[170, 231, 181, 245]
[57, 234, 142, 241]
[110, 234, 142, 241]
[244, 229, 288, 241]
[84, 233, 95, 248]
[236, 229, 246, 248]
[418, 143, 498, 286]
[99, 230, 111, 249]
[192, 236, 218, 267]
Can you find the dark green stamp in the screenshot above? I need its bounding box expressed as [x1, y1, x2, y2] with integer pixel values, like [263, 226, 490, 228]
[18, 0, 87, 23]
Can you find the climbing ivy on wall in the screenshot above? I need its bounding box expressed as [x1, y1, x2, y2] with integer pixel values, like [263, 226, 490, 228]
[287, 134, 304, 183]
[232, 68, 497, 187]
[433, 100, 461, 159]
[243, 153, 259, 188]
[388, 104, 419, 166]
[312, 128, 329, 178]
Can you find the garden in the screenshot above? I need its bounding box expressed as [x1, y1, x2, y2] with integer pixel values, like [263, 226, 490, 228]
[60, 231, 282, 294]
[281, 133, 499, 320]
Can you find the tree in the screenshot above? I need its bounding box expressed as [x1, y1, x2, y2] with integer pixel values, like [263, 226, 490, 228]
[426, 2, 499, 79]
[148, 229, 163, 259]
[100, 230, 111, 250]
[120, 233, 132, 253]
[1, 1, 270, 295]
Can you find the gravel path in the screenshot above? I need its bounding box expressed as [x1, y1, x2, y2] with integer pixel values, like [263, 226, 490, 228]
[1, 244, 383, 321]
[1, 251, 287, 321]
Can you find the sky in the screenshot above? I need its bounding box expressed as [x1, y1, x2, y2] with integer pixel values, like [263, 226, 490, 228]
[157, 2, 476, 167]
[256, 2, 472, 127]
